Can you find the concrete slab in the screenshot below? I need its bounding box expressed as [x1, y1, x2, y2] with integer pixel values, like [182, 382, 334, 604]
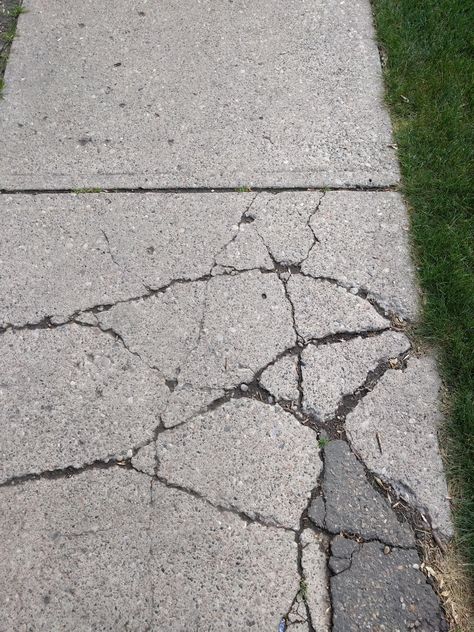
[0, 325, 167, 482]
[259, 354, 300, 402]
[308, 440, 415, 547]
[161, 384, 225, 429]
[302, 192, 419, 319]
[95, 269, 296, 428]
[94, 282, 207, 382]
[346, 356, 453, 537]
[150, 482, 299, 630]
[131, 443, 156, 477]
[249, 192, 324, 265]
[0, 469, 152, 632]
[300, 530, 331, 631]
[95, 270, 295, 389]
[286, 276, 389, 341]
[0, 192, 248, 327]
[156, 398, 321, 529]
[215, 222, 273, 271]
[0, 0, 398, 188]
[301, 331, 411, 420]
[174, 270, 296, 389]
[330, 540, 447, 631]
[0, 468, 299, 630]
[0, 467, 150, 533]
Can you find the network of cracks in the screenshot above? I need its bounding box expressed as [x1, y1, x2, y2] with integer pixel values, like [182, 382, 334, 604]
[0, 189, 451, 630]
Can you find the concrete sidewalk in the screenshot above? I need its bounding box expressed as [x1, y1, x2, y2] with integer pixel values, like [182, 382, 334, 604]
[0, 1, 451, 630]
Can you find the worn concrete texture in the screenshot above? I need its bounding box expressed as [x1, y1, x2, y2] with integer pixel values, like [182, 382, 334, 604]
[97, 269, 295, 393]
[169, 271, 295, 389]
[0, 187, 450, 626]
[346, 356, 453, 537]
[0, 325, 167, 483]
[309, 440, 415, 547]
[93, 282, 208, 382]
[215, 220, 274, 271]
[156, 398, 321, 529]
[0, 469, 299, 631]
[0, 469, 153, 632]
[131, 442, 156, 477]
[248, 192, 325, 265]
[0, 192, 250, 327]
[259, 354, 300, 402]
[301, 330, 411, 420]
[300, 530, 331, 632]
[151, 482, 298, 630]
[0, 0, 398, 189]
[287, 275, 389, 341]
[302, 191, 420, 319]
[330, 540, 448, 631]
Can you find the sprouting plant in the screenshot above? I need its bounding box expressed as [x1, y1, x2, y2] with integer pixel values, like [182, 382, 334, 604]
[298, 578, 308, 601]
[9, 5, 28, 18]
[1, 29, 16, 44]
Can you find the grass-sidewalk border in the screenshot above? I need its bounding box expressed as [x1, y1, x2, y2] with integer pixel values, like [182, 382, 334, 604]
[0, 1, 25, 96]
[372, 0, 473, 617]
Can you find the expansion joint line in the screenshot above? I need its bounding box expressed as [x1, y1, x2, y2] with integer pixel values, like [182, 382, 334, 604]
[0, 184, 400, 195]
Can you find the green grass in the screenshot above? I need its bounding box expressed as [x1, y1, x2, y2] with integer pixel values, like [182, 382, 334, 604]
[372, 0, 474, 576]
[297, 578, 308, 602]
[8, 5, 27, 18]
[0, 2, 25, 98]
[0, 28, 16, 44]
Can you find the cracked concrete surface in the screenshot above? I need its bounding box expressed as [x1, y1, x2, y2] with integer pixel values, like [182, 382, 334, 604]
[150, 483, 299, 630]
[0, 469, 152, 632]
[330, 539, 447, 631]
[0, 192, 249, 327]
[286, 275, 389, 342]
[248, 192, 325, 265]
[308, 441, 414, 547]
[163, 270, 295, 390]
[300, 530, 331, 631]
[260, 354, 300, 402]
[0, 469, 299, 631]
[0, 0, 452, 629]
[301, 330, 411, 421]
[95, 268, 296, 394]
[302, 191, 420, 320]
[346, 356, 453, 538]
[156, 398, 321, 529]
[0, 325, 168, 483]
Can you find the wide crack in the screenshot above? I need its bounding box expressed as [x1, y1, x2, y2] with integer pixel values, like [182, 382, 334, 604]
[0, 456, 135, 489]
[0, 266, 395, 337]
[0, 232, 441, 620]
